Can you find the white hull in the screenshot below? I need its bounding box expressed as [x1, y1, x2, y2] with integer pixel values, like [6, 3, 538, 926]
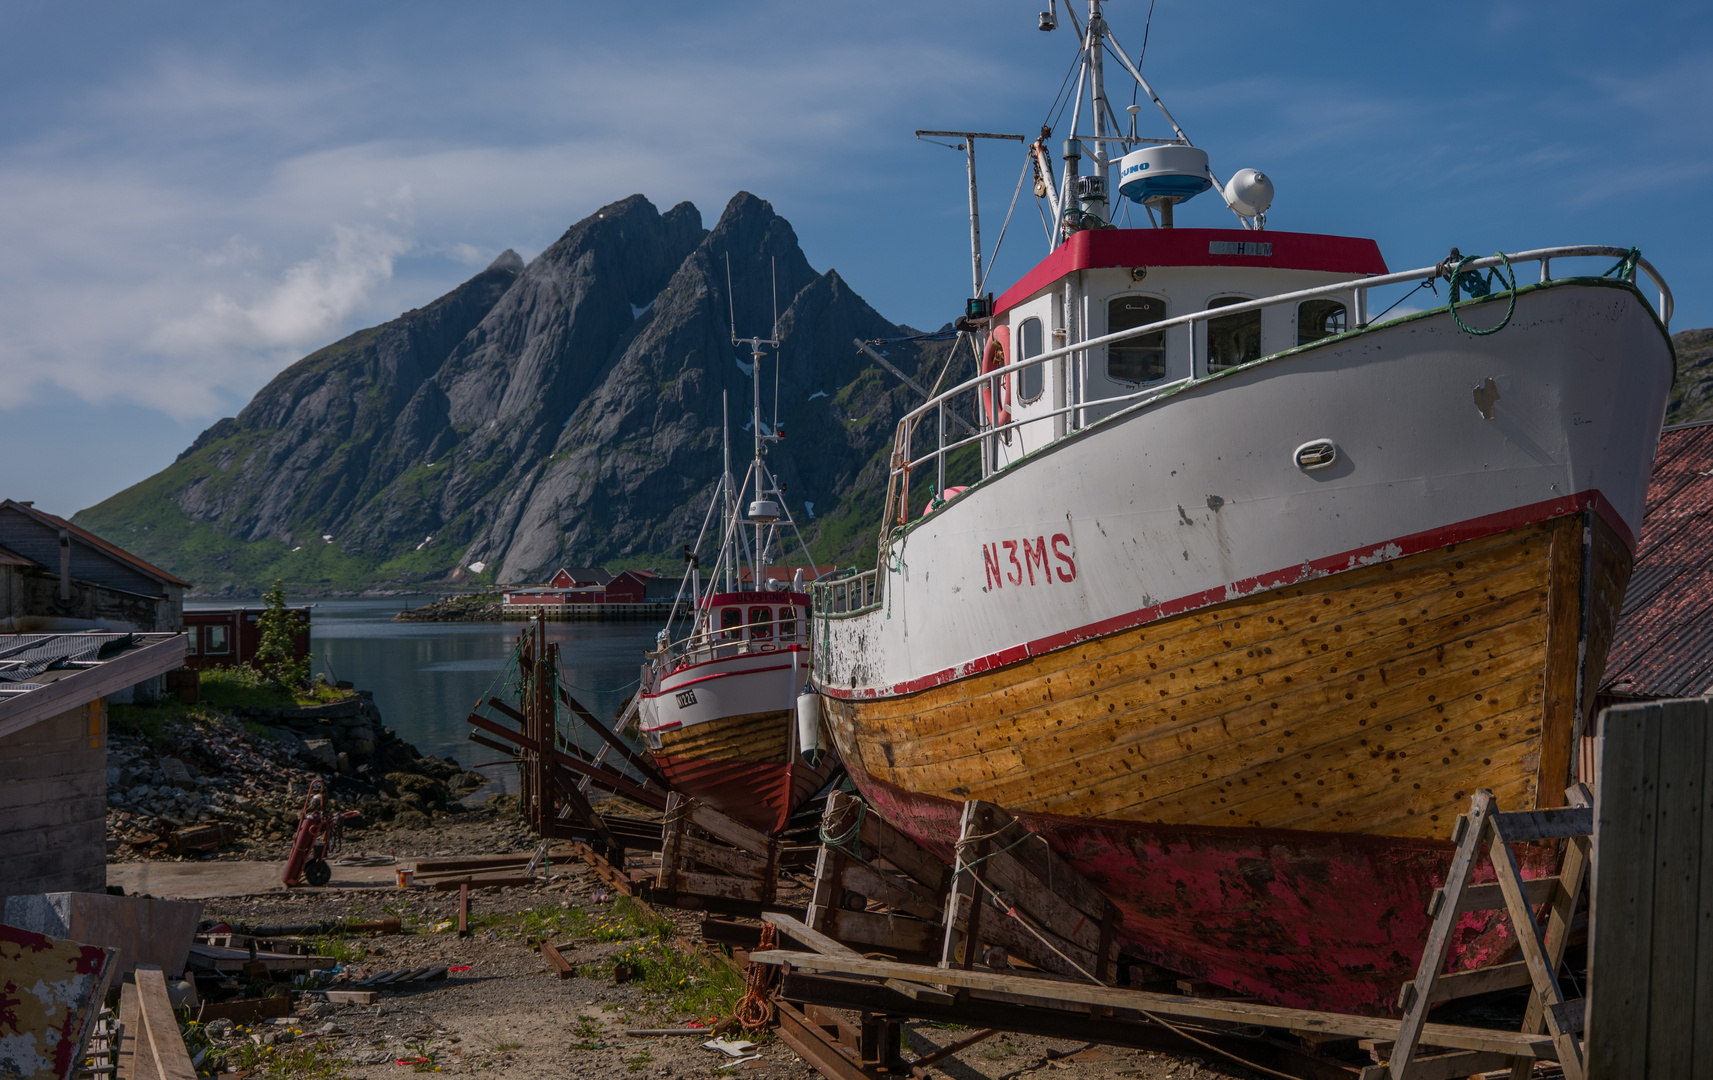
[816, 282, 1671, 697]
[640, 644, 809, 738]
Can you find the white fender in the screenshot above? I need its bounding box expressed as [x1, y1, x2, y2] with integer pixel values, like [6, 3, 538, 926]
[795, 691, 825, 768]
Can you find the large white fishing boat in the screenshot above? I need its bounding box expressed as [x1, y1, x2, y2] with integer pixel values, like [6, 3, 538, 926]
[637, 323, 837, 835]
[808, 1, 1675, 1013]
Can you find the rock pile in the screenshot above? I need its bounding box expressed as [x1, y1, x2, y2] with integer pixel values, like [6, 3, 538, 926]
[393, 596, 502, 622]
[106, 692, 489, 857]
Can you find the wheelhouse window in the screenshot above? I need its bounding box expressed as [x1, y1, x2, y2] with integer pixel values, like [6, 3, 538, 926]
[748, 606, 774, 639]
[1107, 296, 1167, 384]
[1017, 317, 1045, 403]
[1297, 299, 1348, 345]
[205, 625, 229, 654]
[719, 607, 742, 641]
[1206, 296, 1261, 373]
[777, 607, 797, 641]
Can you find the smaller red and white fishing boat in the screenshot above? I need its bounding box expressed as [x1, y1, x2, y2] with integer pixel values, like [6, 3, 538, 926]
[637, 327, 837, 835]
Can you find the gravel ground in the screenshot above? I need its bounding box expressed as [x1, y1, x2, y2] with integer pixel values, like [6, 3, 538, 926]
[191, 861, 1255, 1080]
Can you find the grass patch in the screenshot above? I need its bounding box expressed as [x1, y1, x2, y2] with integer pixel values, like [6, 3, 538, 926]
[311, 935, 368, 964]
[581, 939, 745, 1020]
[470, 896, 673, 946]
[224, 1038, 347, 1078]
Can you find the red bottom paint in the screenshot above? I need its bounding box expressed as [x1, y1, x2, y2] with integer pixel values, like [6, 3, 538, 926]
[653, 753, 833, 836]
[855, 770, 1554, 1016]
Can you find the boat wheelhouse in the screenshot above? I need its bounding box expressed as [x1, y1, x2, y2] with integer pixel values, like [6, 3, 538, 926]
[809, 1, 1675, 1015]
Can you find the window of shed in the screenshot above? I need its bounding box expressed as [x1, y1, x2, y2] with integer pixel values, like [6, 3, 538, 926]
[1297, 299, 1348, 345]
[205, 625, 229, 654]
[1107, 296, 1167, 383]
[1206, 296, 1261, 373]
[1017, 317, 1045, 402]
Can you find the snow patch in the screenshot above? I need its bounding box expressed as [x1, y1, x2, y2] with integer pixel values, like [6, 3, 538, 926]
[804, 501, 815, 520]
[808, 390, 828, 401]
[630, 299, 654, 320]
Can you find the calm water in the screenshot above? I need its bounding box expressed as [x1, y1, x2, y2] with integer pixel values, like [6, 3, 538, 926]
[188, 597, 660, 795]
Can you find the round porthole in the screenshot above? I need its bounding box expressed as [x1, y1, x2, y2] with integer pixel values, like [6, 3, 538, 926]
[1294, 439, 1339, 471]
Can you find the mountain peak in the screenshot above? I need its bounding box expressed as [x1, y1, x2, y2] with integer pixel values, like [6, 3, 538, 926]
[487, 249, 524, 274]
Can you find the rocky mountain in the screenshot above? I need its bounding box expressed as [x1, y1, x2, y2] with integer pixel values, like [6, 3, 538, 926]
[77, 194, 962, 595]
[1665, 327, 1713, 426]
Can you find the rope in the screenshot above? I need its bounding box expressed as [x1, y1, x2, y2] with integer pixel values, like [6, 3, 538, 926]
[819, 800, 865, 857]
[736, 922, 779, 1032]
[1447, 251, 1517, 336]
[1602, 246, 1642, 281]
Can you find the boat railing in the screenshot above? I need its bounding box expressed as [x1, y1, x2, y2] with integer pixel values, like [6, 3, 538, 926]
[653, 610, 811, 673]
[884, 245, 1673, 527]
[809, 569, 882, 619]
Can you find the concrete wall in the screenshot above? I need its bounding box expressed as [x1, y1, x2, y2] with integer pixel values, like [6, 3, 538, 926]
[0, 698, 107, 907]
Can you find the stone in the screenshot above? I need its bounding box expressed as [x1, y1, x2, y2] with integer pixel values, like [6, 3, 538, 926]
[302, 739, 338, 770]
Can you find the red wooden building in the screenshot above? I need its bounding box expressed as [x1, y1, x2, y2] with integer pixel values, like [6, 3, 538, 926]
[181, 606, 312, 672]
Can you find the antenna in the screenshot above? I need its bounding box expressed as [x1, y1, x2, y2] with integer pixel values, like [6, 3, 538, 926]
[771, 257, 780, 341]
[725, 253, 737, 336]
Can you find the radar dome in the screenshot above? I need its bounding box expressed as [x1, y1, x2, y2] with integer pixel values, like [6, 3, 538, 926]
[1223, 169, 1275, 217]
[1117, 145, 1212, 205]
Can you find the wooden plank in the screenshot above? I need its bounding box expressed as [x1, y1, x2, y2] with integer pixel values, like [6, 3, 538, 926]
[1586, 702, 1661, 1080]
[1446, 876, 1558, 916]
[115, 981, 152, 1080]
[424, 874, 536, 891]
[1643, 698, 1706, 1078]
[1695, 714, 1713, 1080]
[762, 912, 862, 958]
[683, 798, 775, 857]
[1536, 514, 1583, 808]
[941, 801, 983, 970]
[967, 801, 1112, 925]
[1486, 823, 1582, 1076]
[540, 941, 575, 980]
[557, 685, 671, 788]
[826, 908, 941, 956]
[850, 795, 950, 892]
[1548, 997, 1585, 1036]
[414, 854, 533, 874]
[458, 883, 469, 938]
[133, 967, 196, 1080]
[1518, 791, 1594, 1038]
[1490, 806, 1594, 842]
[670, 870, 765, 903]
[1388, 793, 1497, 1079]
[752, 949, 1558, 1059]
[1426, 960, 1532, 1004]
[1378, 1050, 1518, 1080]
[840, 857, 943, 921]
[677, 834, 769, 879]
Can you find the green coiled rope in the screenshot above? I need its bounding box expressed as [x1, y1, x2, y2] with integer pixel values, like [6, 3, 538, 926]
[1447, 250, 1517, 336]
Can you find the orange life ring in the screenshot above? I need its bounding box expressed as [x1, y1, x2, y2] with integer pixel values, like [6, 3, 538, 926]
[980, 326, 1012, 428]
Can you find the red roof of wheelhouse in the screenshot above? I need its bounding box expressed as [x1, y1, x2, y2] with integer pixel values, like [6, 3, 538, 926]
[993, 228, 1389, 316]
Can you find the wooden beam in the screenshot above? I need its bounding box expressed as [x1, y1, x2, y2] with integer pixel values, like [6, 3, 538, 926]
[541, 941, 575, 980]
[558, 685, 671, 788]
[1490, 806, 1594, 843]
[134, 967, 197, 1080]
[752, 950, 1559, 1060]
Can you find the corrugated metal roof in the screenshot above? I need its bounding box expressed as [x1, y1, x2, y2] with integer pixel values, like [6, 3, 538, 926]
[0, 632, 139, 684]
[1602, 420, 1713, 698]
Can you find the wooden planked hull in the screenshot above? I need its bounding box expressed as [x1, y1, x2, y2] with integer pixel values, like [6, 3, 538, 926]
[651, 708, 835, 835]
[823, 511, 1633, 1012]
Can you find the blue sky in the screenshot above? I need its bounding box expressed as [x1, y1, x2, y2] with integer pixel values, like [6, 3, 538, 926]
[2, 1, 1709, 515]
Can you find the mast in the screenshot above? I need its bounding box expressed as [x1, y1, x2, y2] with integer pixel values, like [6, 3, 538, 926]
[722, 392, 734, 595]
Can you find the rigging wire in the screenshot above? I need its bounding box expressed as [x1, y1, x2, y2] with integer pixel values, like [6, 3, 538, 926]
[976, 149, 1035, 296]
[1130, 0, 1156, 110]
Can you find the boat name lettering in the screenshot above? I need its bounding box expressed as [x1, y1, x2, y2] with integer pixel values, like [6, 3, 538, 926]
[675, 689, 697, 708]
[1207, 241, 1273, 256]
[983, 534, 1076, 590]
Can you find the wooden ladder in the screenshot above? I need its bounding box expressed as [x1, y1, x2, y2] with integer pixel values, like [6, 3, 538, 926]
[1374, 783, 1594, 1080]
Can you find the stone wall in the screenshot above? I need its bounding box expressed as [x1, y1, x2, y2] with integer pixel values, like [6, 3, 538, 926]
[0, 699, 108, 906]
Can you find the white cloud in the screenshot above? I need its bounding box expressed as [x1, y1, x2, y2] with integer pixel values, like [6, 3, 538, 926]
[150, 223, 411, 356]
